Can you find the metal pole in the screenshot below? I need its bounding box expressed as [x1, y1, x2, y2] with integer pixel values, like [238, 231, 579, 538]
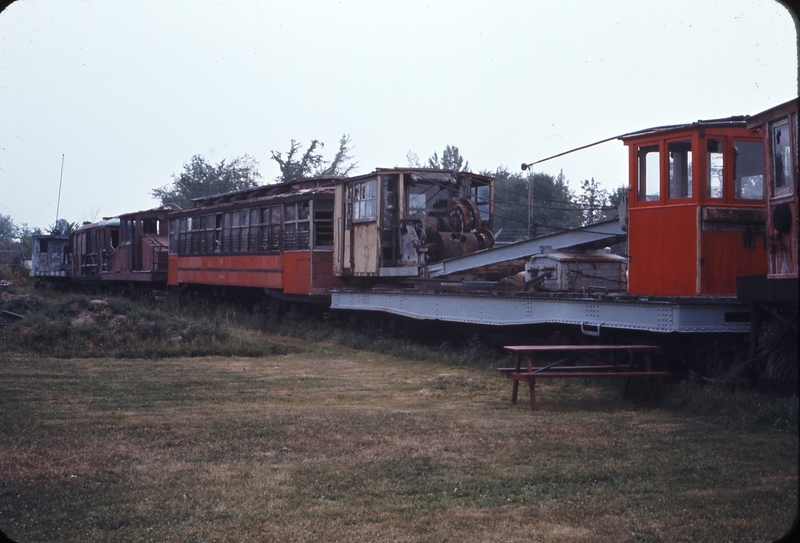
[55, 154, 65, 226]
[527, 175, 532, 238]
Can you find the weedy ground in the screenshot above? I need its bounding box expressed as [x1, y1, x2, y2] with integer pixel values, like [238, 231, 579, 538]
[0, 278, 797, 542]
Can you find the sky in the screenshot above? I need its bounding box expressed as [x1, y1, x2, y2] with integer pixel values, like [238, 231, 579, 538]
[0, 0, 797, 231]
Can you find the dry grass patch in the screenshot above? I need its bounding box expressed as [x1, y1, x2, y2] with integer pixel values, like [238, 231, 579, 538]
[1, 341, 796, 542]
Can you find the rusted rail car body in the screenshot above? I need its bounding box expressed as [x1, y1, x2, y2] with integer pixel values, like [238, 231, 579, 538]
[167, 178, 346, 302]
[70, 208, 170, 284]
[737, 98, 798, 302]
[736, 98, 798, 364]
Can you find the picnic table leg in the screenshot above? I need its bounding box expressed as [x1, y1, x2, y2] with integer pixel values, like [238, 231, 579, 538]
[644, 353, 656, 408]
[622, 350, 634, 399]
[511, 353, 522, 403]
[529, 378, 537, 411]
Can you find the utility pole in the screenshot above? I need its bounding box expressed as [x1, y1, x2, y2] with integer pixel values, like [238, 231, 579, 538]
[527, 175, 532, 238]
[55, 154, 65, 228]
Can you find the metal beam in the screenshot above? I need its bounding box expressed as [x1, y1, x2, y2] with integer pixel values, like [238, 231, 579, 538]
[331, 289, 751, 334]
[425, 218, 626, 278]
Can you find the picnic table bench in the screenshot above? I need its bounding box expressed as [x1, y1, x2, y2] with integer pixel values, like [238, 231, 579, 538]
[497, 344, 671, 411]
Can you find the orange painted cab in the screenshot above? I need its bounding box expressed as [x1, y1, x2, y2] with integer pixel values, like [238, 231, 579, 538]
[622, 118, 768, 296]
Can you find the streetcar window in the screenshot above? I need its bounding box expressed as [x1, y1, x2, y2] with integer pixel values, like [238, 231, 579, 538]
[668, 140, 692, 199]
[314, 200, 334, 248]
[773, 121, 793, 192]
[734, 141, 764, 199]
[352, 179, 378, 222]
[637, 145, 660, 201]
[707, 139, 724, 199]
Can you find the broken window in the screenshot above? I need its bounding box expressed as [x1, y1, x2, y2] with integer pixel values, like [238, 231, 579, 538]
[314, 200, 334, 248]
[773, 120, 793, 192]
[352, 179, 378, 222]
[734, 140, 764, 199]
[142, 219, 159, 235]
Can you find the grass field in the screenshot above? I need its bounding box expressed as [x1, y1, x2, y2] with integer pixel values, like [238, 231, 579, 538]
[1, 338, 796, 542]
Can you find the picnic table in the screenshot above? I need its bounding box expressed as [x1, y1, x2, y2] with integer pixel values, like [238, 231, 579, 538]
[497, 344, 671, 411]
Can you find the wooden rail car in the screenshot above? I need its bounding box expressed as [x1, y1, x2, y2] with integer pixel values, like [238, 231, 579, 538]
[332, 168, 494, 279]
[70, 208, 171, 285]
[736, 98, 798, 364]
[621, 117, 768, 296]
[30, 234, 69, 279]
[167, 178, 347, 303]
[737, 98, 798, 303]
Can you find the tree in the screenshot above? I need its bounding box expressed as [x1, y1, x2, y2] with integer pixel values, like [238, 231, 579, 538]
[270, 134, 357, 183]
[316, 134, 358, 177]
[152, 155, 262, 209]
[48, 218, 78, 236]
[427, 144, 470, 172]
[576, 177, 609, 225]
[487, 168, 581, 240]
[0, 214, 18, 244]
[17, 224, 42, 259]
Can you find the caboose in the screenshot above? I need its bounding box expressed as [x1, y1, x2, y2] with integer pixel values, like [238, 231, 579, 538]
[622, 118, 768, 296]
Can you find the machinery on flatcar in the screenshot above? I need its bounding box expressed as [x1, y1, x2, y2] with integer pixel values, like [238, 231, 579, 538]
[332, 168, 494, 279]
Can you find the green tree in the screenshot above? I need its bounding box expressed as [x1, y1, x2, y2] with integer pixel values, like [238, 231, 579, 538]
[48, 218, 78, 236]
[17, 224, 42, 259]
[427, 144, 470, 172]
[577, 177, 609, 225]
[0, 214, 18, 246]
[271, 134, 357, 183]
[488, 168, 581, 240]
[152, 155, 262, 209]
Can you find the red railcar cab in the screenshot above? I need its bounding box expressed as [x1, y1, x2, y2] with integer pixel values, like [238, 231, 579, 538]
[622, 118, 768, 296]
[167, 178, 347, 302]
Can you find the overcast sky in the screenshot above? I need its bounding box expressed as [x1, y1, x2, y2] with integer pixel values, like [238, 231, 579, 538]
[1, 0, 797, 230]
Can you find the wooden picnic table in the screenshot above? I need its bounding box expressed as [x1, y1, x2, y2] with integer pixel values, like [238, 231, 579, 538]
[497, 344, 671, 411]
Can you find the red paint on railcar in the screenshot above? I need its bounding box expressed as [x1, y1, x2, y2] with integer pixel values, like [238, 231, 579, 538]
[623, 119, 768, 296]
